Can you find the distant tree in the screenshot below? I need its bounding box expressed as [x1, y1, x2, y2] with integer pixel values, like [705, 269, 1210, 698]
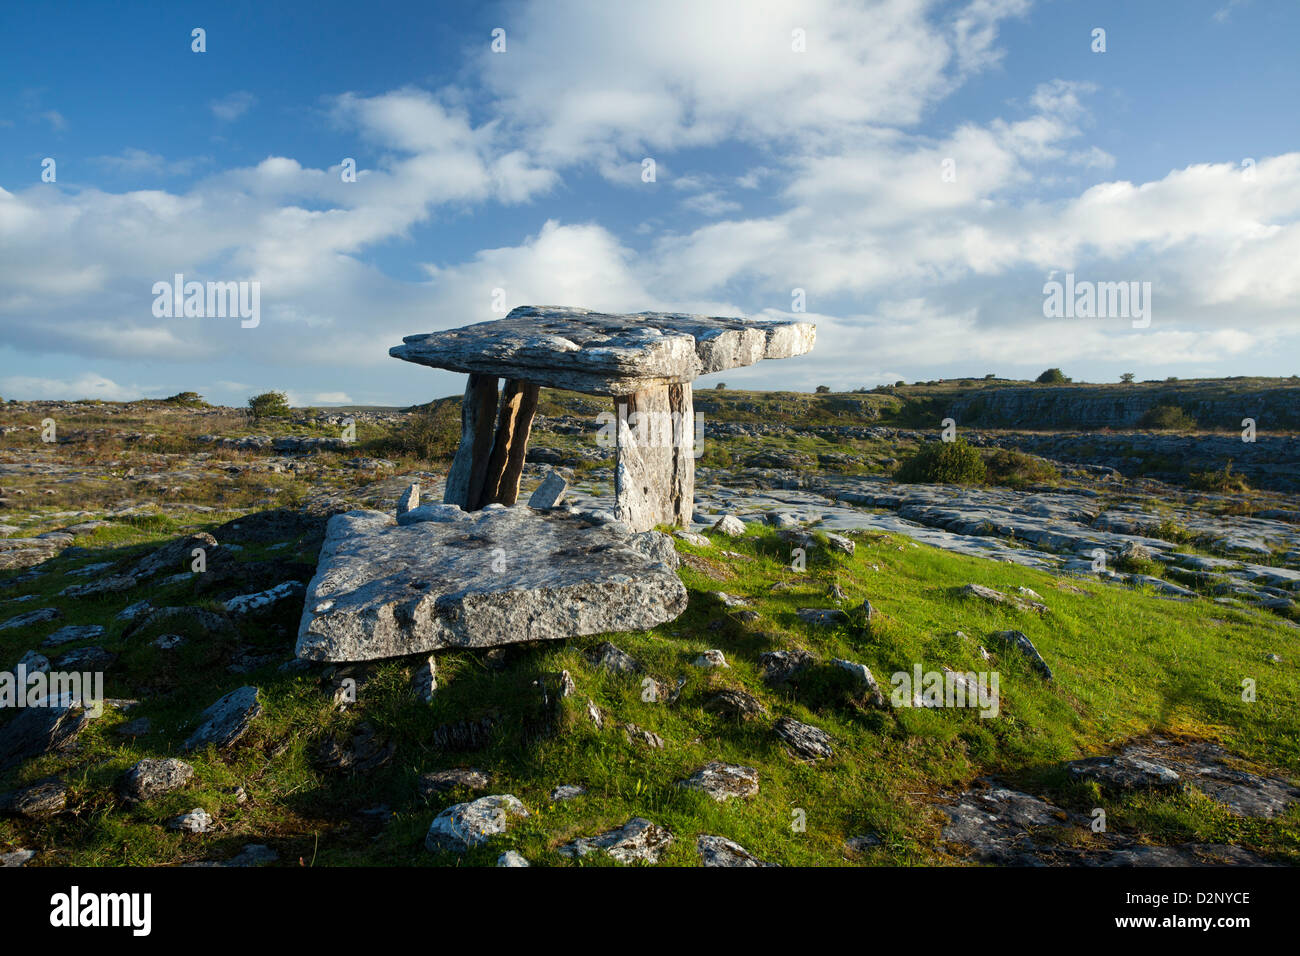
[1035, 368, 1070, 384]
[984, 373, 996, 380]
[248, 391, 291, 420]
[164, 391, 207, 407]
[714, 382, 726, 390]
[894, 380, 906, 387]
[815, 385, 831, 393]
[1119, 372, 1135, 384]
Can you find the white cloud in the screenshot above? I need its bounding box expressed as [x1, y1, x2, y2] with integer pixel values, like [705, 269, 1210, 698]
[210, 91, 257, 122]
[0, 372, 147, 401]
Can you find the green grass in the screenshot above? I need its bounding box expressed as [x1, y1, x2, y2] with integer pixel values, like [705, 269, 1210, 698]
[3, 520, 1297, 867]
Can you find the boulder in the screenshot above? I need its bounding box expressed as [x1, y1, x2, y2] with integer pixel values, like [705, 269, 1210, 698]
[558, 817, 674, 864]
[121, 758, 194, 802]
[678, 761, 759, 802]
[774, 716, 833, 760]
[527, 471, 567, 509]
[0, 777, 67, 818]
[183, 686, 262, 751]
[425, 794, 529, 852]
[296, 508, 687, 662]
[697, 835, 774, 867]
[990, 630, 1053, 680]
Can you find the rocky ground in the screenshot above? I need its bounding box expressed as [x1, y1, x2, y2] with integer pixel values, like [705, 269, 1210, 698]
[0, 390, 1297, 866]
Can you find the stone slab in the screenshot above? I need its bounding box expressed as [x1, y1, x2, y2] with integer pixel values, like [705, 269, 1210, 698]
[391, 306, 815, 394]
[296, 506, 688, 662]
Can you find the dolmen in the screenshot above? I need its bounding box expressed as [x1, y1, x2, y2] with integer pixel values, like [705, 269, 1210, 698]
[297, 306, 814, 662]
[390, 306, 815, 532]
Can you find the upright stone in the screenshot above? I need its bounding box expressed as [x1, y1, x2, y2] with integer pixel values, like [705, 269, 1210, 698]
[528, 470, 568, 509]
[397, 482, 420, 517]
[478, 379, 540, 508]
[614, 383, 693, 532]
[443, 375, 499, 509]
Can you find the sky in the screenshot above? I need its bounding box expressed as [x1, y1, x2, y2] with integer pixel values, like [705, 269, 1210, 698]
[1, 0, 1297, 407]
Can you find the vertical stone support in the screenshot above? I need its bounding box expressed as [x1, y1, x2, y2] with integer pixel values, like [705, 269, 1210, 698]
[613, 382, 694, 532]
[443, 374, 500, 509]
[478, 379, 541, 507]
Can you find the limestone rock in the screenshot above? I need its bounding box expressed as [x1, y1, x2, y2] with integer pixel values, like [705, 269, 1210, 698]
[391, 306, 815, 394]
[558, 817, 674, 864]
[0, 701, 89, 772]
[833, 658, 886, 707]
[169, 808, 213, 833]
[712, 514, 746, 537]
[497, 850, 530, 867]
[17, 650, 49, 674]
[225, 580, 304, 614]
[774, 716, 833, 760]
[703, 689, 769, 721]
[121, 758, 194, 802]
[131, 533, 217, 580]
[698, 835, 774, 867]
[0, 777, 67, 818]
[184, 686, 262, 751]
[397, 482, 420, 517]
[1, 607, 61, 631]
[1067, 754, 1182, 792]
[693, 649, 728, 668]
[759, 649, 817, 686]
[961, 583, 1048, 614]
[797, 607, 848, 627]
[678, 761, 759, 801]
[586, 641, 642, 675]
[425, 794, 529, 852]
[411, 656, 437, 703]
[418, 768, 492, 798]
[296, 508, 687, 662]
[990, 630, 1053, 680]
[528, 470, 567, 509]
[41, 624, 106, 647]
[550, 784, 587, 801]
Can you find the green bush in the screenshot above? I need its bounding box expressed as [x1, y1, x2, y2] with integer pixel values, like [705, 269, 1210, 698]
[1035, 368, 1071, 384]
[1190, 460, 1250, 493]
[895, 438, 987, 484]
[163, 391, 208, 407]
[1139, 404, 1198, 431]
[248, 391, 291, 420]
[390, 402, 461, 462]
[984, 448, 1059, 488]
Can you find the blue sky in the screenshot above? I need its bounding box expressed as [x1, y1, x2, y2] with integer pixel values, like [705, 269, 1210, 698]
[1, 0, 1297, 406]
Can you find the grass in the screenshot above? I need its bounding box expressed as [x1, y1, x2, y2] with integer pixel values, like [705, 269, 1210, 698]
[3, 518, 1297, 867]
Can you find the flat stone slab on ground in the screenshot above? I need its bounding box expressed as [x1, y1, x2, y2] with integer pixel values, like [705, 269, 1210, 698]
[296, 506, 687, 662]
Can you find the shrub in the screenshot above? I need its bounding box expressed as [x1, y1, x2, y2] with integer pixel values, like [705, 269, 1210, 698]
[391, 402, 461, 462]
[163, 391, 208, 407]
[1139, 404, 1197, 431]
[895, 438, 987, 484]
[984, 448, 1059, 488]
[1035, 368, 1070, 384]
[1120, 372, 1135, 383]
[248, 391, 291, 420]
[815, 385, 830, 393]
[715, 383, 726, 390]
[1190, 460, 1250, 493]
